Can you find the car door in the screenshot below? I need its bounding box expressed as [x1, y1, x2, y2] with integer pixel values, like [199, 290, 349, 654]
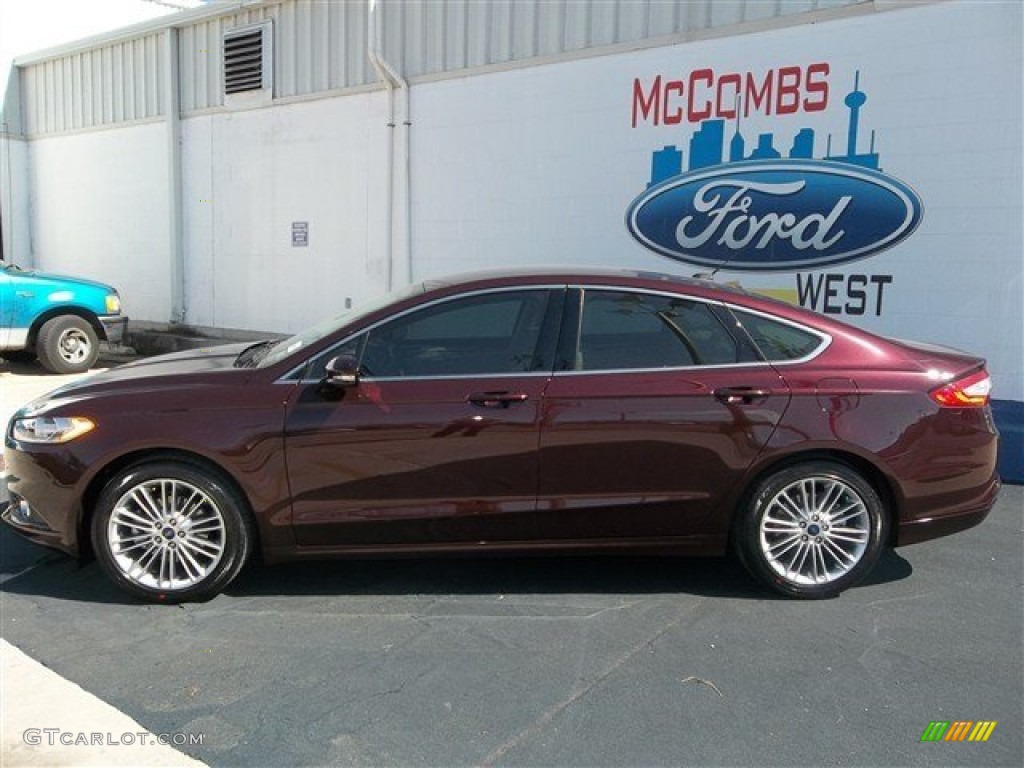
[285, 287, 563, 548]
[537, 286, 792, 540]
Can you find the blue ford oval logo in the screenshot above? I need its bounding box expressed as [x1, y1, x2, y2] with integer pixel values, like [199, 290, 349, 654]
[626, 159, 923, 271]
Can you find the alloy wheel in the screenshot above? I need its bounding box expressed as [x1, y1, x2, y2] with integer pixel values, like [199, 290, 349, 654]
[758, 475, 871, 586]
[107, 478, 228, 591]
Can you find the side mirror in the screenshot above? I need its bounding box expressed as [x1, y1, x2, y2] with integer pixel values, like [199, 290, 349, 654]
[323, 355, 360, 389]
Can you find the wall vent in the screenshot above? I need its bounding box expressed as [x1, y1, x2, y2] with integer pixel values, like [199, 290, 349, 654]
[224, 22, 272, 97]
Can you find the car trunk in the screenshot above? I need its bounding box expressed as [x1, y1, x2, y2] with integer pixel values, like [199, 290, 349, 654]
[885, 337, 987, 377]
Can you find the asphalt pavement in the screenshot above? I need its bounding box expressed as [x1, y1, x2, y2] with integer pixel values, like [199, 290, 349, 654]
[1, 356, 1022, 767]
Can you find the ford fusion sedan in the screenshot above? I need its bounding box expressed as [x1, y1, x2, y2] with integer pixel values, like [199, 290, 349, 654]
[2, 268, 999, 602]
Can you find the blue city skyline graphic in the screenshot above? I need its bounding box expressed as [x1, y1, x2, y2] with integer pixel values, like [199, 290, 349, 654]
[647, 71, 880, 187]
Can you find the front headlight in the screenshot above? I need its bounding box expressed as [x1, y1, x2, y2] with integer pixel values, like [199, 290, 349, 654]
[105, 293, 122, 314]
[11, 416, 95, 444]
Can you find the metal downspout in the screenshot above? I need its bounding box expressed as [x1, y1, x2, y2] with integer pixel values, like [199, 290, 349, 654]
[399, 72, 411, 285]
[367, 0, 410, 291]
[164, 27, 186, 324]
[0, 118, 13, 264]
[0, 64, 24, 266]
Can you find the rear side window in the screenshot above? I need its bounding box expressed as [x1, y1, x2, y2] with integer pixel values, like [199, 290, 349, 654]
[730, 308, 826, 362]
[574, 290, 739, 371]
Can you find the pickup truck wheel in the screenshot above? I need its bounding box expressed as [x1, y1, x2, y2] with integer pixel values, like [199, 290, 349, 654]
[37, 315, 99, 374]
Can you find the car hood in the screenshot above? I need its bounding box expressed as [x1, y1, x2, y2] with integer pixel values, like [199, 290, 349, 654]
[4, 265, 117, 294]
[21, 343, 256, 411]
[104, 342, 253, 378]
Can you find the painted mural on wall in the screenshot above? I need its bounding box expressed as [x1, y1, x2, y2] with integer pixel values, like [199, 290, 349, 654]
[626, 65, 924, 317]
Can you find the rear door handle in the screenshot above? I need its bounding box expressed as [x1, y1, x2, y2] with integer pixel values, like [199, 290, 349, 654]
[713, 387, 771, 405]
[467, 391, 529, 408]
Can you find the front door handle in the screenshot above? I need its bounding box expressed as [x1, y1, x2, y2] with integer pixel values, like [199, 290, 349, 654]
[467, 391, 529, 408]
[713, 387, 771, 405]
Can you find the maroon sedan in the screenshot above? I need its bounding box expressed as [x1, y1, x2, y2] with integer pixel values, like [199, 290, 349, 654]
[2, 269, 999, 602]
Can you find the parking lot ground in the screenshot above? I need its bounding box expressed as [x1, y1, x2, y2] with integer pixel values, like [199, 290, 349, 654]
[2, 638, 205, 767]
[2, 361, 1022, 767]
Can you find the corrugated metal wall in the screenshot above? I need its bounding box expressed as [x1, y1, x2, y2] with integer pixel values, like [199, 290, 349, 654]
[382, 0, 861, 75]
[19, 0, 864, 136]
[21, 32, 166, 135]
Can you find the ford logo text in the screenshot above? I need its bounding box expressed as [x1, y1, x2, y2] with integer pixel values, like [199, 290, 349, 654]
[626, 160, 923, 271]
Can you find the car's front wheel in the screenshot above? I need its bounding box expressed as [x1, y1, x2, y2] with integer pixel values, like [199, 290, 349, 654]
[735, 461, 887, 599]
[37, 315, 99, 374]
[92, 461, 254, 603]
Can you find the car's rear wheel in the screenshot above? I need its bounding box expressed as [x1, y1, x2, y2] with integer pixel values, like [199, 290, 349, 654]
[37, 315, 99, 374]
[92, 461, 254, 603]
[735, 461, 886, 599]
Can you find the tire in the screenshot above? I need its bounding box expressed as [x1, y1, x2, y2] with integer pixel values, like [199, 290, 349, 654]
[735, 461, 887, 599]
[36, 315, 99, 374]
[91, 461, 255, 603]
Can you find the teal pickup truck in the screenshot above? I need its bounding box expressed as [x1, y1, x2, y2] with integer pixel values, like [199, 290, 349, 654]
[0, 259, 128, 374]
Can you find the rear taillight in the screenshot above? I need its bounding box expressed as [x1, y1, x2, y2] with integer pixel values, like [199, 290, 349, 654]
[930, 369, 992, 407]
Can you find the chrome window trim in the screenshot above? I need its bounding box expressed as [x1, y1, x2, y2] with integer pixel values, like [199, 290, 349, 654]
[279, 282, 833, 383]
[281, 284, 567, 384]
[552, 360, 780, 376]
[317, 371, 555, 384]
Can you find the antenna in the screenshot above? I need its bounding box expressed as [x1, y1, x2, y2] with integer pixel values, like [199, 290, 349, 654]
[693, 246, 743, 281]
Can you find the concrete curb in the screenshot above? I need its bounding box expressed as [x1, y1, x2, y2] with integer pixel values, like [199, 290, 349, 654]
[1, 639, 207, 767]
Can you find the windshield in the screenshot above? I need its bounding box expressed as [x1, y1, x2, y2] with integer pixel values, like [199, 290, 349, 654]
[255, 281, 430, 368]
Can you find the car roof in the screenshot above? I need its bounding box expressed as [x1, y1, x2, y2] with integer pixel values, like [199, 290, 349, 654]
[420, 266, 755, 298]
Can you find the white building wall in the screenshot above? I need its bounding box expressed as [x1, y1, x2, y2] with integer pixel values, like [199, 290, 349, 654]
[27, 121, 172, 319]
[1, 0, 193, 264]
[412, 58, 656, 279]
[181, 92, 390, 332]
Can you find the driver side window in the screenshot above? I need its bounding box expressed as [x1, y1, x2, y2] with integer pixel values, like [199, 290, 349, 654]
[361, 290, 551, 377]
[309, 289, 553, 380]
